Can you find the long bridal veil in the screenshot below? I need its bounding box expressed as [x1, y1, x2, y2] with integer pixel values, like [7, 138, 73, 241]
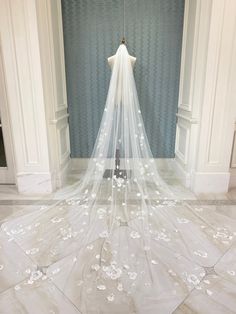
[1, 44, 235, 314]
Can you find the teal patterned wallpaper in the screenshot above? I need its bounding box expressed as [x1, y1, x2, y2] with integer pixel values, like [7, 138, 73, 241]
[61, 0, 184, 158]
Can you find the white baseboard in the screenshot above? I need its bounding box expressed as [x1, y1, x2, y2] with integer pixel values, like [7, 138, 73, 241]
[16, 172, 55, 194]
[16, 160, 70, 194]
[172, 159, 232, 194]
[192, 172, 230, 194]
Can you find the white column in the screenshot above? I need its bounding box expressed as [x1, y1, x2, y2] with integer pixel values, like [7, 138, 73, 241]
[0, 0, 70, 193]
[36, 0, 70, 188]
[175, 0, 236, 194]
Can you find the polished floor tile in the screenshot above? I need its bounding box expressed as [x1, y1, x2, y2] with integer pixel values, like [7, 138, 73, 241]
[173, 274, 236, 314]
[215, 242, 236, 285]
[0, 279, 81, 314]
[0, 173, 235, 314]
[0, 234, 34, 293]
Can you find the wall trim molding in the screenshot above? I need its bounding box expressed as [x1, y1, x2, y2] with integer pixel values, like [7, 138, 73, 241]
[36, 0, 70, 189]
[50, 113, 69, 125]
[176, 113, 198, 124]
[16, 171, 55, 194]
[175, 121, 190, 165]
[192, 171, 231, 194]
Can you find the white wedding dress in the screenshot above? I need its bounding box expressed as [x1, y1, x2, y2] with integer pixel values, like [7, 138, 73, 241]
[0, 44, 235, 314]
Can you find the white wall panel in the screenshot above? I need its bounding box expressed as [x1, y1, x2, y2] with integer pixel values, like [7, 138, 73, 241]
[36, 0, 70, 187]
[0, 0, 55, 193]
[0, 0, 70, 192]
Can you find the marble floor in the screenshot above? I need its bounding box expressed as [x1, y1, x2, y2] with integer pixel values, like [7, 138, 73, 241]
[0, 169, 236, 314]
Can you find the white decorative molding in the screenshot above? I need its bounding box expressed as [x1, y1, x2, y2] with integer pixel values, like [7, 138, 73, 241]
[46, 0, 67, 113]
[175, 0, 236, 194]
[8, 0, 51, 167]
[174, 0, 210, 187]
[178, 103, 190, 111]
[205, 1, 226, 166]
[175, 121, 190, 165]
[0, 0, 56, 193]
[0, 0, 72, 192]
[197, 0, 236, 170]
[191, 0, 236, 192]
[50, 113, 69, 125]
[178, 0, 201, 112]
[36, 0, 70, 188]
[176, 113, 198, 124]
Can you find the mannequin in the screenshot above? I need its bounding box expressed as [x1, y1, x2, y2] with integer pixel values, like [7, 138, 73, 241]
[107, 41, 136, 179]
[108, 44, 136, 68]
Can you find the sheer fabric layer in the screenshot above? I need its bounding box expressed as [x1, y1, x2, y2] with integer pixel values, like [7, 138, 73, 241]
[0, 45, 235, 314]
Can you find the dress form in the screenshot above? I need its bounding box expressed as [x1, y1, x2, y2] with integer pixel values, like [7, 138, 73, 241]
[107, 44, 136, 68]
[107, 44, 135, 105]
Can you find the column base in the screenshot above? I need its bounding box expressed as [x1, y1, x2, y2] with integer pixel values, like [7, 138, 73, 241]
[192, 172, 230, 194]
[16, 172, 56, 194]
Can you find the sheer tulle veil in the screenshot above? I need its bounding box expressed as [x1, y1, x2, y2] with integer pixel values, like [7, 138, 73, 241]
[1, 44, 235, 314]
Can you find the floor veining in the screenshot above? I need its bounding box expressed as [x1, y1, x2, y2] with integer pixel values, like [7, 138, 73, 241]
[0, 177, 235, 314]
